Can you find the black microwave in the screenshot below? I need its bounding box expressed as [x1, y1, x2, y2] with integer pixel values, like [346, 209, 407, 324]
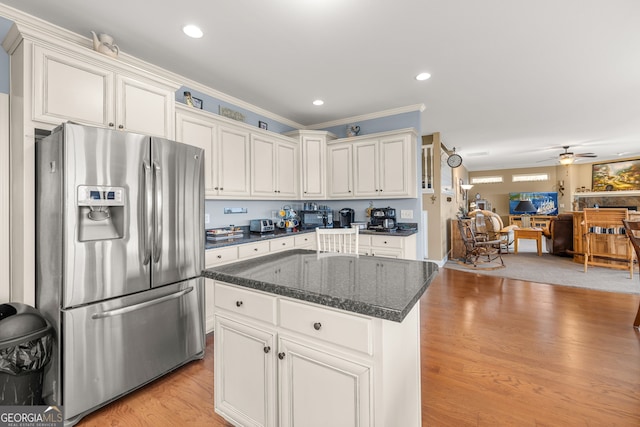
[299, 210, 333, 229]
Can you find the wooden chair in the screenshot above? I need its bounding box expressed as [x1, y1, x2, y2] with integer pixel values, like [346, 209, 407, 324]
[316, 227, 359, 254]
[583, 208, 633, 278]
[622, 220, 640, 329]
[457, 219, 504, 268]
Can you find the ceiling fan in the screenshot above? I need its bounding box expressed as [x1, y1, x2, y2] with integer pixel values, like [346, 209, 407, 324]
[558, 146, 597, 165]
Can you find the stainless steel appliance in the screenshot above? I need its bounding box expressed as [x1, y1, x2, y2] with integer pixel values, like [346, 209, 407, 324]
[35, 123, 205, 426]
[368, 207, 397, 231]
[299, 209, 333, 229]
[338, 208, 355, 228]
[250, 218, 275, 233]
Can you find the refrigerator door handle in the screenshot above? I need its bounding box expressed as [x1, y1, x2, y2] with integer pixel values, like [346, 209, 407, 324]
[142, 161, 153, 265]
[153, 161, 163, 263]
[90, 286, 194, 319]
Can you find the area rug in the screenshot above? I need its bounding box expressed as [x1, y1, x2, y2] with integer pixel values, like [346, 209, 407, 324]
[445, 240, 639, 294]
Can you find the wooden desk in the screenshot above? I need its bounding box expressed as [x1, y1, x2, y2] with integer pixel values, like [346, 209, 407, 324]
[514, 228, 543, 256]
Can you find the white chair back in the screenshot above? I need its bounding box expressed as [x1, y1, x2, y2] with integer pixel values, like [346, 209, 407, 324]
[316, 227, 359, 254]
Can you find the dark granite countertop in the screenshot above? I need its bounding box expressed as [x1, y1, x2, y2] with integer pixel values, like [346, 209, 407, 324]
[205, 225, 418, 250]
[203, 249, 438, 322]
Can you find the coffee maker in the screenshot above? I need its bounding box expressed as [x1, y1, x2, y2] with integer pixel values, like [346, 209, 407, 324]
[368, 207, 397, 231]
[338, 208, 355, 228]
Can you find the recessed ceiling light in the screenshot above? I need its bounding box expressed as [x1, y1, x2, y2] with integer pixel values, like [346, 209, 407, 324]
[313, 99, 324, 106]
[415, 72, 431, 81]
[183, 24, 203, 39]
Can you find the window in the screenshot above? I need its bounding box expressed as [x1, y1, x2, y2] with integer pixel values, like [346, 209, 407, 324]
[471, 176, 503, 184]
[512, 173, 549, 182]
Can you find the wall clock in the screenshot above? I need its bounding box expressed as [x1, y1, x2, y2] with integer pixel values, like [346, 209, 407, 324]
[446, 148, 463, 168]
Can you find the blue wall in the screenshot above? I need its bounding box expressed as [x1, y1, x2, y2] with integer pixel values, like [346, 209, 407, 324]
[321, 111, 421, 138]
[0, 17, 12, 94]
[177, 85, 297, 134]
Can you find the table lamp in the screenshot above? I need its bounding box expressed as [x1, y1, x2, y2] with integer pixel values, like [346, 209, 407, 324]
[514, 200, 536, 228]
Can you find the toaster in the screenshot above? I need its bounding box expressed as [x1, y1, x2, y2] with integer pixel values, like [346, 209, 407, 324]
[250, 218, 275, 233]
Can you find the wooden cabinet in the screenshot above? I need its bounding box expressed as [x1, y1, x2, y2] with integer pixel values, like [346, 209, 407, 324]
[33, 45, 176, 138]
[175, 106, 251, 198]
[450, 219, 469, 260]
[328, 129, 417, 200]
[213, 281, 421, 427]
[251, 134, 299, 199]
[509, 215, 556, 230]
[327, 143, 353, 198]
[571, 210, 640, 264]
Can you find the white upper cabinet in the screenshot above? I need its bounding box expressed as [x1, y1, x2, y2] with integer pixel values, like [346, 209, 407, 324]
[353, 139, 379, 197]
[218, 125, 251, 197]
[251, 134, 299, 199]
[327, 143, 353, 198]
[32, 45, 177, 138]
[286, 131, 336, 200]
[175, 109, 216, 196]
[175, 106, 251, 198]
[329, 129, 417, 200]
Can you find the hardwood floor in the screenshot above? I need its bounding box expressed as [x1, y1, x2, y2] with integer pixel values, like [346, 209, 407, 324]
[78, 268, 640, 426]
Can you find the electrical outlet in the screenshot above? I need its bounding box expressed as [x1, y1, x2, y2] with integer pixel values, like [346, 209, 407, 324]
[204, 214, 210, 224]
[400, 210, 413, 219]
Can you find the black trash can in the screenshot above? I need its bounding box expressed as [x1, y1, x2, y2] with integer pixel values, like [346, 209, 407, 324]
[0, 303, 53, 405]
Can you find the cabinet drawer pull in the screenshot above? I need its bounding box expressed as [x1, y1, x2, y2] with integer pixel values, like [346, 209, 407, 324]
[236, 300, 243, 307]
[264, 346, 271, 354]
[278, 352, 286, 360]
[313, 322, 322, 331]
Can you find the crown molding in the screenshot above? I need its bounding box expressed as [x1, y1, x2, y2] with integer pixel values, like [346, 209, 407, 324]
[1, 4, 423, 133]
[306, 104, 426, 130]
[0, 3, 303, 130]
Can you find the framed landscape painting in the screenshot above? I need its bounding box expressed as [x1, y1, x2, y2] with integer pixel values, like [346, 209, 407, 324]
[592, 159, 640, 191]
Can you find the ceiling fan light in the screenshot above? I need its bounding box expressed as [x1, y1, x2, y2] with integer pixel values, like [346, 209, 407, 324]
[559, 156, 574, 165]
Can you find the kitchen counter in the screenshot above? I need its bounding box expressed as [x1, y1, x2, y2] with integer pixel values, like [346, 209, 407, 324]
[204, 224, 418, 250]
[202, 249, 437, 322]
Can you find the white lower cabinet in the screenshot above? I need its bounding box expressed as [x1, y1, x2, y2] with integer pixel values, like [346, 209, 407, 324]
[278, 336, 371, 427]
[213, 281, 421, 427]
[215, 315, 277, 427]
[359, 234, 417, 260]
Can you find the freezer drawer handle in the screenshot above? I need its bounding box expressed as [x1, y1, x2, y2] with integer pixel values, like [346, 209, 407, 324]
[91, 287, 194, 319]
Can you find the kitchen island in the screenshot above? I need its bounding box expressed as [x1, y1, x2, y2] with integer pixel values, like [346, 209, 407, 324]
[203, 249, 438, 427]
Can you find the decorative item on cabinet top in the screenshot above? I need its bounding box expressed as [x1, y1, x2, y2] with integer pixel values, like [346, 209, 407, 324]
[90, 31, 120, 58]
[347, 125, 361, 137]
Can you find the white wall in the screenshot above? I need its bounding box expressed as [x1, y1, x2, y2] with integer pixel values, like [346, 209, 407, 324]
[1, 93, 9, 302]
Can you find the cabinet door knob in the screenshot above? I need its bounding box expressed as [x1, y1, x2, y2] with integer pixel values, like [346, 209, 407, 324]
[254, 248, 259, 251]
[214, 187, 219, 190]
[313, 322, 322, 331]
[217, 255, 222, 259]
[264, 346, 271, 354]
[108, 122, 115, 127]
[236, 300, 243, 307]
[220, 187, 224, 190]
[118, 124, 124, 129]
[278, 352, 286, 360]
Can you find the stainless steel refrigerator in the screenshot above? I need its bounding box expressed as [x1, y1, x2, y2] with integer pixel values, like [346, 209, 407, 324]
[35, 123, 205, 425]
